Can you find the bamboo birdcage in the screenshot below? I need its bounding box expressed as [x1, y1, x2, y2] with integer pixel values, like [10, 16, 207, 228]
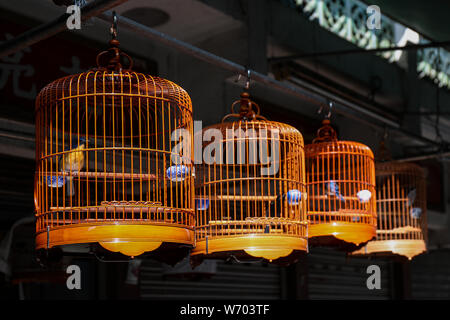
[305, 119, 377, 250]
[353, 161, 427, 260]
[191, 92, 308, 265]
[34, 38, 194, 262]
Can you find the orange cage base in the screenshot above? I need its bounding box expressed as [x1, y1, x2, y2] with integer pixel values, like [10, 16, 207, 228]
[190, 235, 307, 266]
[352, 239, 426, 260]
[36, 223, 194, 258]
[308, 222, 376, 251]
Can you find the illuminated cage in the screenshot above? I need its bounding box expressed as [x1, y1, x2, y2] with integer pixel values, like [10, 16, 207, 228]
[34, 38, 194, 262]
[353, 161, 427, 260]
[191, 92, 308, 266]
[305, 119, 376, 251]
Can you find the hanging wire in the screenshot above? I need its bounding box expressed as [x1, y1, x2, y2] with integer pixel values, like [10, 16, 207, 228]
[381, 126, 388, 143]
[224, 68, 269, 122]
[245, 68, 250, 91]
[378, 126, 392, 162]
[235, 67, 251, 92]
[110, 11, 118, 40]
[318, 100, 333, 119]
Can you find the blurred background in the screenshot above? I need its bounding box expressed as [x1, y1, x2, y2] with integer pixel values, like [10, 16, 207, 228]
[0, 0, 449, 299]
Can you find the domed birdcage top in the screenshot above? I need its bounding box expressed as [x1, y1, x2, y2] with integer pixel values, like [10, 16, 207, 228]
[306, 119, 374, 159]
[36, 38, 192, 116]
[204, 91, 303, 138]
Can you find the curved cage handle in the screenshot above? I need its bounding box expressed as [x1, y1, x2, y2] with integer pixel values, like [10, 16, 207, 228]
[312, 119, 338, 143]
[318, 101, 333, 120]
[96, 39, 134, 72]
[222, 92, 267, 122]
[95, 12, 133, 72]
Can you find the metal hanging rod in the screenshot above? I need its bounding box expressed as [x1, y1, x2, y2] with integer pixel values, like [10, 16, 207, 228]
[0, 0, 129, 59]
[268, 41, 450, 63]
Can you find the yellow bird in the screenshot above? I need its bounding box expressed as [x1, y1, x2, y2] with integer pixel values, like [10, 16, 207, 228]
[61, 138, 87, 196]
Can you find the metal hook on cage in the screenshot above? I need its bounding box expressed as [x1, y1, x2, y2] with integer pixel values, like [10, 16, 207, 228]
[244, 68, 251, 91]
[110, 11, 118, 40]
[318, 101, 333, 119]
[96, 11, 134, 72]
[313, 101, 338, 143]
[235, 67, 251, 92]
